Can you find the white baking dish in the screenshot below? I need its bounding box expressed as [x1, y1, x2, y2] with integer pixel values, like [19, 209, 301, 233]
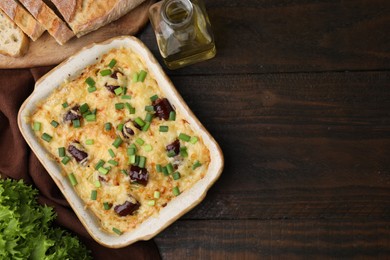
[18, 36, 224, 248]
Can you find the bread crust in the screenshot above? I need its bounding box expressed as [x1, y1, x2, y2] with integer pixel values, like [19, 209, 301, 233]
[51, 0, 145, 37]
[0, 0, 45, 41]
[0, 9, 29, 57]
[19, 0, 74, 45]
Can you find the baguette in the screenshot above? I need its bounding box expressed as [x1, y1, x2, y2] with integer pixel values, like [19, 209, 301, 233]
[0, 0, 45, 41]
[19, 0, 74, 45]
[50, 0, 145, 37]
[0, 9, 29, 57]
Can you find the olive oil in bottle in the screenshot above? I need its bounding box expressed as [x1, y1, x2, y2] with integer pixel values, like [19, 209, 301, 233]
[149, 0, 216, 69]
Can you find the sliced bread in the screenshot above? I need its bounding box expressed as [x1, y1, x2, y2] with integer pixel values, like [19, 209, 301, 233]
[0, 0, 45, 41]
[0, 9, 29, 57]
[18, 0, 74, 45]
[50, 0, 145, 37]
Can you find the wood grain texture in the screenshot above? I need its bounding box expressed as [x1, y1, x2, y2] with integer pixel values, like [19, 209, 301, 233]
[163, 72, 390, 222]
[151, 58, 390, 257]
[139, 0, 390, 74]
[155, 220, 390, 259]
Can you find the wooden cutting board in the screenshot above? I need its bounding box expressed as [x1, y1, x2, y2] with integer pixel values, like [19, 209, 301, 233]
[0, 0, 155, 69]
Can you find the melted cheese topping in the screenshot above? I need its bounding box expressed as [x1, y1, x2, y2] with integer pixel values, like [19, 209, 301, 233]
[30, 47, 210, 234]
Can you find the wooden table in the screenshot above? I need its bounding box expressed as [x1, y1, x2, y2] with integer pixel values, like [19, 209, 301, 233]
[137, 0, 390, 258]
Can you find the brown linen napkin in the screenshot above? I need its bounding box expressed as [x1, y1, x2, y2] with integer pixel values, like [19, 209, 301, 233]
[0, 66, 161, 259]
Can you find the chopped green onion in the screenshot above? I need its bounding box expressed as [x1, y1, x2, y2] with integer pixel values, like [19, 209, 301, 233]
[128, 155, 137, 165]
[98, 167, 109, 175]
[85, 139, 94, 145]
[154, 191, 161, 199]
[95, 159, 105, 170]
[50, 120, 59, 128]
[121, 95, 131, 100]
[108, 149, 115, 158]
[61, 156, 70, 165]
[147, 200, 155, 206]
[190, 136, 199, 144]
[129, 107, 136, 114]
[91, 109, 97, 115]
[112, 227, 122, 235]
[156, 164, 162, 172]
[82, 111, 91, 118]
[169, 111, 176, 121]
[172, 186, 180, 196]
[159, 126, 169, 132]
[114, 87, 123, 95]
[108, 59, 117, 68]
[121, 169, 128, 176]
[33, 122, 41, 131]
[138, 156, 146, 168]
[88, 86, 97, 93]
[58, 147, 65, 157]
[192, 160, 202, 170]
[142, 122, 150, 132]
[115, 103, 124, 110]
[68, 173, 77, 186]
[112, 136, 123, 148]
[104, 122, 112, 131]
[100, 69, 112, 76]
[162, 166, 169, 176]
[94, 180, 101, 188]
[180, 147, 188, 157]
[103, 202, 111, 210]
[125, 102, 135, 114]
[166, 163, 174, 174]
[132, 73, 138, 83]
[90, 190, 97, 200]
[85, 114, 96, 122]
[144, 105, 154, 112]
[72, 119, 81, 128]
[167, 150, 176, 157]
[172, 172, 181, 180]
[62, 102, 69, 108]
[144, 144, 153, 152]
[138, 70, 147, 82]
[85, 77, 95, 87]
[79, 103, 89, 113]
[145, 113, 153, 122]
[127, 147, 136, 155]
[150, 94, 159, 102]
[178, 133, 191, 142]
[123, 87, 127, 95]
[41, 133, 52, 142]
[117, 123, 124, 132]
[134, 117, 145, 127]
[108, 159, 118, 166]
[135, 138, 144, 145]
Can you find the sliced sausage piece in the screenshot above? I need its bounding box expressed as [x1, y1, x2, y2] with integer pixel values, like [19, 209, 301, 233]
[121, 120, 139, 139]
[153, 98, 174, 120]
[114, 199, 140, 216]
[128, 165, 148, 186]
[64, 106, 81, 122]
[104, 84, 120, 93]
[166, 139, 180, 156]
[110, 70, 123, 80]
[68, 142, 88, 166]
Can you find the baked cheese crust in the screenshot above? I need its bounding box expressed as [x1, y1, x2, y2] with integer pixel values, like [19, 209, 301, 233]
[30, 47, 210, 234]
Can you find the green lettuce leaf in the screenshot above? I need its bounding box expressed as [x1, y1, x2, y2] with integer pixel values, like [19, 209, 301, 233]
[0, 179, 92, 259]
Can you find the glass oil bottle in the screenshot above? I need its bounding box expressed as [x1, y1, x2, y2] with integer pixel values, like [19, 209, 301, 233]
[149, 0, 216, 69]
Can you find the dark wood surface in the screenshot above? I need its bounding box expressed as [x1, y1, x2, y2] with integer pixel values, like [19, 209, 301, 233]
[137, 0, 390, 259]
